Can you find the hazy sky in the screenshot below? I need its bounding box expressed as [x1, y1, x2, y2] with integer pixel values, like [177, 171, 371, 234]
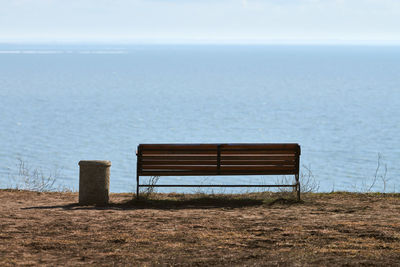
[1, 0, 400, 44]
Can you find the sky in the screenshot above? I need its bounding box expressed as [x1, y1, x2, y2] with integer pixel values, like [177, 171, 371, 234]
[0, 0, 400, 44]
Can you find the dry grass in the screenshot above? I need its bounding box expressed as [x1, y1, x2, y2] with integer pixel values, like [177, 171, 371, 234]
[0, 190, 400, 266]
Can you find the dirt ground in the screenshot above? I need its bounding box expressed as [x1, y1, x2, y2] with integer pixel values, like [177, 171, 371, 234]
[0, 190, 399, 266]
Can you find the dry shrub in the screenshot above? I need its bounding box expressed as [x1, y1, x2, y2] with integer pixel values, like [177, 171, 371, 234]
[275, 164, 320, 195]
[139, 176, 160, 198]
[9, 158, 60, 192]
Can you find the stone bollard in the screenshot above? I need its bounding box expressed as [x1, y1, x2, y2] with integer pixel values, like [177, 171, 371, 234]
[78, 160, 111, 206]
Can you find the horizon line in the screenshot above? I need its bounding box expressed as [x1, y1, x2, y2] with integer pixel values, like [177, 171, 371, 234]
[1, 38, 400, 46]
[1, 42, 400, 47]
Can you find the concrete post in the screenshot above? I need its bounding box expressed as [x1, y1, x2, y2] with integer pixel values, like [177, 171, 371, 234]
[78, 160, 111, 206]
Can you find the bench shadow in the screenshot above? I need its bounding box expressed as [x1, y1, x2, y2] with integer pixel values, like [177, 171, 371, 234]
[21, 196, 300, 211]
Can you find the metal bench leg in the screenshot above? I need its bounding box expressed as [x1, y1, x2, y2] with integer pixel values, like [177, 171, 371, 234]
[136, 174, 140, 200]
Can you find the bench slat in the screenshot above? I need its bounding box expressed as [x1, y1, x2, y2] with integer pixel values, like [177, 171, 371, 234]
[142, 164, 295, 170]
[220, 165, 295, 171]
[141, 155, 217, 160]
[140, 170, 297, 176]
[142, 151, 217, 155]
[141, 165, 217, 170]
[221, 150, 297, 155]
[220, 144, 299, 150]
[141, 160, 217, 165]
[138, 184, 295, 188]
[220, 160, 295, 165]
[140, 144, 218, 150]
[219, 170, 298, 175]
[140, 170, 219, 176]
[141, 160, 294, 166]
[140, 143, 298, 149]
[220, 155, 296, 160]
[141, 151, 295, 156]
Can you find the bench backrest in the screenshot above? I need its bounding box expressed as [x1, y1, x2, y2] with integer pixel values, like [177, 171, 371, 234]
[137, 143, 300, 176]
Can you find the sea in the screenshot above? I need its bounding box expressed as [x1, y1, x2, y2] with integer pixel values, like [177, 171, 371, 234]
[0, 44, 399, 193]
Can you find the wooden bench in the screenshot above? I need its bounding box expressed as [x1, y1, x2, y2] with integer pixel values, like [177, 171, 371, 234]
[136, 143, 301, 200]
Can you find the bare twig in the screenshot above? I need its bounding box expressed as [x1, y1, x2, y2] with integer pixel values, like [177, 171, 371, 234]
[140, 176, 160, 197]
[367, 153, 381, 192]
[11, 158, 59, 192]
[381, 163, 388, 193]
[275, 164, 319, 194]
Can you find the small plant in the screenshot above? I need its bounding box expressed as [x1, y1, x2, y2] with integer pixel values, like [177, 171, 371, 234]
[191, 177, 227, 195]
[9, 158, 59, 192]
[139, 176, 160, 198]
[275, 164, 319, 194]
[348, 153, 393, 193]
[361, 153, 389, 193]
[299, 165, 320, 193]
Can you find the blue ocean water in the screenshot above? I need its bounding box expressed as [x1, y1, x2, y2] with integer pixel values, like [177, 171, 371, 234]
[0, 45, 399, 192]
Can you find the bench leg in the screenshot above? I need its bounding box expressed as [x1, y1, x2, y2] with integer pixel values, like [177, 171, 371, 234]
[295, 174, 300, 201]
[136, 174, 140, 200]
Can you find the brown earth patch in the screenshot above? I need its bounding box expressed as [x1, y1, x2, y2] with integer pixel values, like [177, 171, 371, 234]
[0, 190, 399, 266]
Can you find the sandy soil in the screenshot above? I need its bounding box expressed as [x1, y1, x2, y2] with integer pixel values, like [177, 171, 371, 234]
[0, 190, 399, 266]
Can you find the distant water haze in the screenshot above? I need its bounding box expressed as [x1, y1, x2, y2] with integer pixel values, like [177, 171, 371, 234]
[0, 45, 399, 193]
